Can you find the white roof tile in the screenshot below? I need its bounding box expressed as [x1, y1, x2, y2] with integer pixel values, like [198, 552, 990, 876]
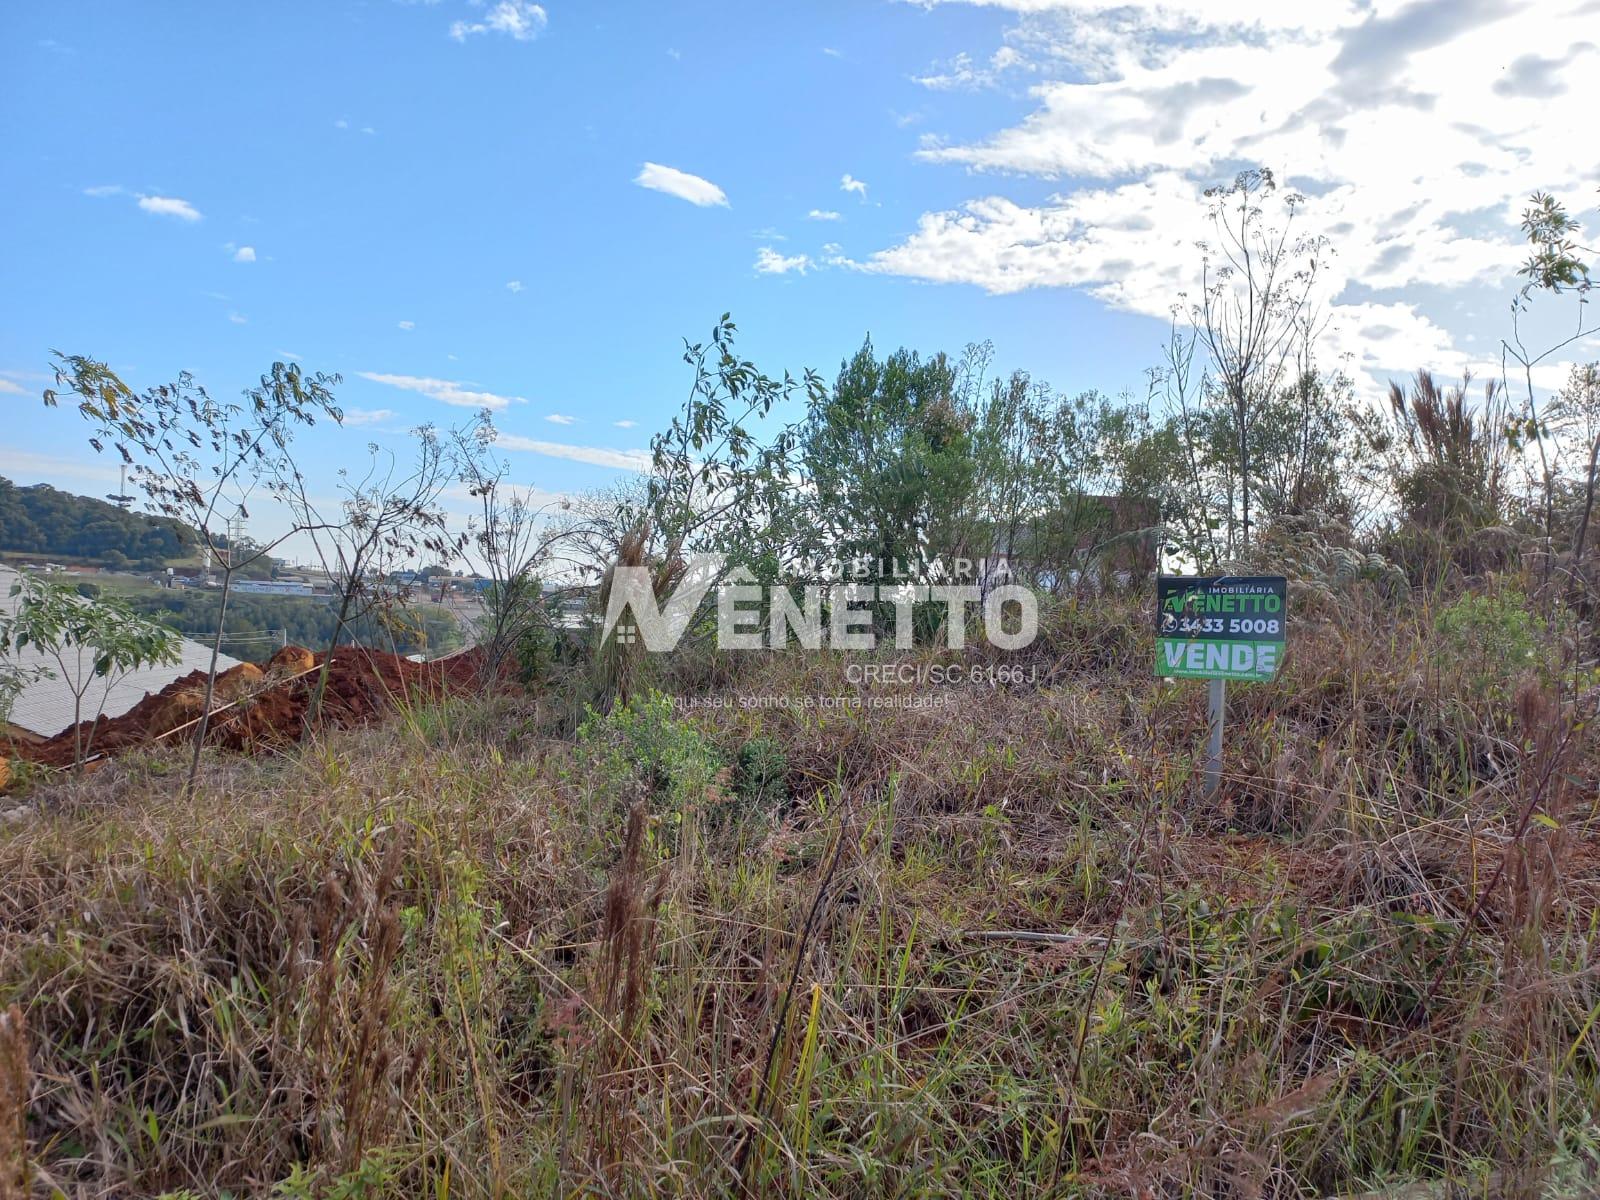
[0, 566, 241, 739]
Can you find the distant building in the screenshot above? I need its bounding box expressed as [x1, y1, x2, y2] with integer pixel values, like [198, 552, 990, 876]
[0, 566, 241, 743]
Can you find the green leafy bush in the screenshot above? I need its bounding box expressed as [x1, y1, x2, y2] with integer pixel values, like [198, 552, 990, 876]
[1435, 588, 1543, 690]
[578, 691, 723, 840]
[733, 736, 789, 813]
[514, 621, 555, 685]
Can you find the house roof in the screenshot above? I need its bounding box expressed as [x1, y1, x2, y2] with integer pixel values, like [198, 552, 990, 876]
[1, 566, 240, 739]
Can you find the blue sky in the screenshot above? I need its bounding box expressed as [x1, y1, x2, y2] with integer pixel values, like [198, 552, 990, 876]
[3, 0, 1597, 550]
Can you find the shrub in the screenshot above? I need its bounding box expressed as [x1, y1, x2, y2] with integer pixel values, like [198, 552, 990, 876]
[732, 736, 788, 813]
[577, 691, 723, 842]
[1435, 587, 1543, 691]
[514, 621, 555, 686]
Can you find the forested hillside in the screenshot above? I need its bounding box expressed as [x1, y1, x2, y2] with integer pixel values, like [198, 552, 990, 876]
[0, 476, 197, 567]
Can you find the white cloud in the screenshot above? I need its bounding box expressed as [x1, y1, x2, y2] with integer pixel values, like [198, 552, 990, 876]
[822, 46, 842, 57]
[898, 0, 1360, 37]
[137, 194, 202, 221]
[440, 479, 573, 512]
[228, 312, 248, 325]
[868, 0, 1600, 392]
[808, 209, 843, 221]
[755, 247, 812, 275]
[840, 173, 869, 198]
[913, 45, 1028, 89]
[494, 434, 652, 471]
[82, 184, 124, 197]
[613, 419, 637, 429]
[342, 407, 396, 427]
[545, 413, 577, 425]
[233, 245, 256, 263]
[450, 0, 547, 41]
[0, 379, 24, 396]
[0, 447, 123, 487]
[634, 162, 729, 208]
[358, 372, 526, 411]
[506, 279, 525, 293]
[398, 320, 415, 331]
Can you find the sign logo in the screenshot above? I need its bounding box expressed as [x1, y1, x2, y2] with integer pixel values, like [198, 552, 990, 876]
[1155, 575, 1286, 682]
[599, 554, 1040, 654]
[600, 554, 723, 652]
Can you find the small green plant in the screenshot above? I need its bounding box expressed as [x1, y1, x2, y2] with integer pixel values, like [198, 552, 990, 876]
[733, 736, 789, 812]
[578, 691, 723, 841]
[0, 575, 181, 767]
[1435, 587, 1543, 691]
[271, 1150, 400, 1199]
[514, 620, 556, 686]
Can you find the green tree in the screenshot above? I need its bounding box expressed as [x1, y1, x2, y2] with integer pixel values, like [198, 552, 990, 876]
[44, 356, 340, 794]
[1552, 363, 1600, 568]
[802, 337, 974, 592]
[581, 316, 824, 701]
[962, 367, 1163, 590]
[649, 314, 824, 571]
[122, 591, 459, 661]
[1184, 168, 1328, 556]
[0, 575, 180, 768]
[1506, 189, 1599, 574]
[452, 413, 571, 681]
[280, 423, 463, 724]
[0, 476, 196, 563]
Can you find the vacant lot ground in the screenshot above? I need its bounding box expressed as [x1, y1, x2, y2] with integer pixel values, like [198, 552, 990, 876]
[2, 594, 1597, 1197]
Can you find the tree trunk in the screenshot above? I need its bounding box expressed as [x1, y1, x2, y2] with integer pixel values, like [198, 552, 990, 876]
[1571, 433, 1600, 588]
[307, 584, 358, 728]
[1236, 390, 1251, 555]
[185, 570, 232, 796]
[70, 680, 83, 773]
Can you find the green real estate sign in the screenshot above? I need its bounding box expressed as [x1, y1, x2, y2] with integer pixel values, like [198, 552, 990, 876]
[1156, 575, 1287, 682]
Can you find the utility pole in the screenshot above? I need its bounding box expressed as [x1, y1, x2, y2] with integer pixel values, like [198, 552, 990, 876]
[106, 464, 135, 509]
[226, 512, 248, 569]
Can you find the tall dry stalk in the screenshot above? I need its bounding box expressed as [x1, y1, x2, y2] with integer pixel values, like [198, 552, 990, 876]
[0, 1005, 27, 1200]
[594, 520, 687, 709]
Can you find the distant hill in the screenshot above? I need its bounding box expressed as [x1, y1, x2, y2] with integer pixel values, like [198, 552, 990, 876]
[0, 476, 200, 568]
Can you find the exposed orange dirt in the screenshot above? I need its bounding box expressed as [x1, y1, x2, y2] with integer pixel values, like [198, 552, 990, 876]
[5, 645, 484, 769]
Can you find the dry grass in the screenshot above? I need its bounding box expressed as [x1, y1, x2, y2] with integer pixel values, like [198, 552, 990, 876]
[2, 587, 1599, 1197]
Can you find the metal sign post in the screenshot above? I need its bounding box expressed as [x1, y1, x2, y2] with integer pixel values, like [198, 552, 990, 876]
[1155, 575, 1286, 802]
[1205, 676, 1226, 801]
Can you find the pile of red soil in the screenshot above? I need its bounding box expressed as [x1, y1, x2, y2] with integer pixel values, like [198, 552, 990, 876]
[8, 645, 484, 769]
